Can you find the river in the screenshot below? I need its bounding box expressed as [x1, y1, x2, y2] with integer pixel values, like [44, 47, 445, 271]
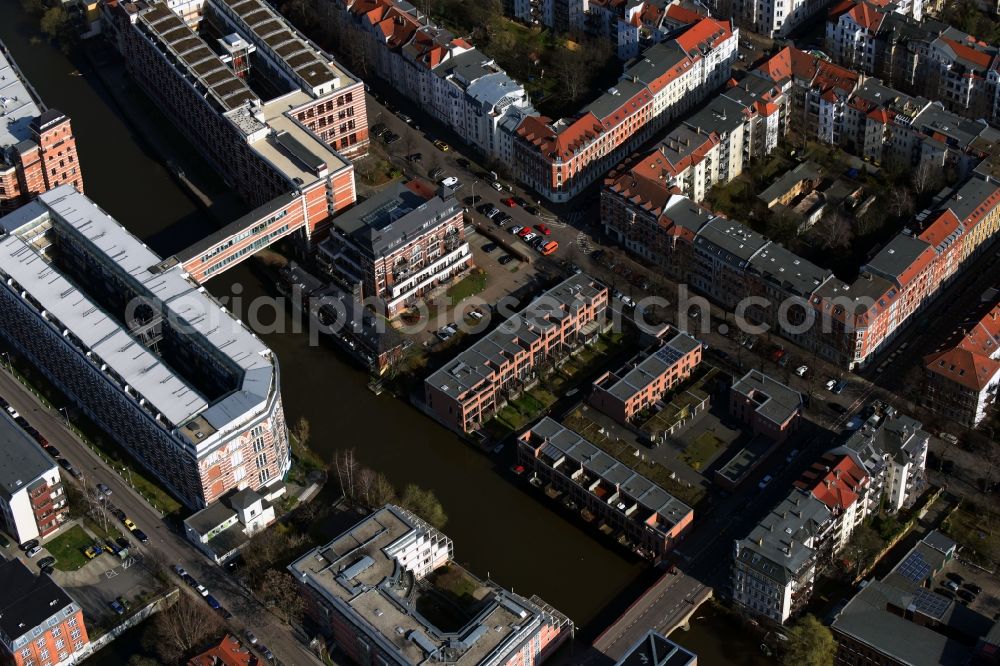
[0, 4, 768, 662]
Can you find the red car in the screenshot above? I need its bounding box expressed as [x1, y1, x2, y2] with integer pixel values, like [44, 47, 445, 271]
[535, 223, 551, 236]
[504, 197, 517, 207]
[517, 227, 532, 238]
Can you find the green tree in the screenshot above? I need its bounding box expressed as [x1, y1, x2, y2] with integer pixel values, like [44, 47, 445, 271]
[782, 614, 835, 666]
[400, 484, 448, 529]
[39, 7, 70, 40]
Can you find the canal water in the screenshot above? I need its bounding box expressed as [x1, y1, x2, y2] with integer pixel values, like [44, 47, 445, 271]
[0, 4, 768, 662]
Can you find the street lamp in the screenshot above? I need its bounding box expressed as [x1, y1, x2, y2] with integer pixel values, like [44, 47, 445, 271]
[58, 407, 69, 424]
[0, 351, 10, 368]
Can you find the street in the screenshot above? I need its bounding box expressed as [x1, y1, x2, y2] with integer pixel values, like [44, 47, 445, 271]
[0, 367, 323, 666]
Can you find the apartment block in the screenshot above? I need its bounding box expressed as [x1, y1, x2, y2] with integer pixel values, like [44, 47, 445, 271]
[0, 187, 290, 509]
[317, 181, 472, 316]
[0, 559, 90, 666]
[924, 301, 1000, 428]
[613, 630, 698, 666]
[289, 505, 573, 666]
[0, 44, 83, 216]
[825, 8, 1000, 125]
[732, 488, 833, 624]
[327, 0, 533, 165]
[730, 370, 803, 444]
[425, 274, 609, 434]
[583, 1, 708, 61]
[517, 418, 694, 559]
[508, 0, 588, 34]
[795, 452, 872, 554]
[830, 405, 928, 513]
[0, 412, 68, 545]
[590, 328, 702, 424]
[104, 0, 359, 280]
[830, 532, 999, 665]
[514, 17, 736, 202]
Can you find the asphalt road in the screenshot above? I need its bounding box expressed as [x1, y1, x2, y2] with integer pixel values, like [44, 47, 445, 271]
[0, 367, 323, 666]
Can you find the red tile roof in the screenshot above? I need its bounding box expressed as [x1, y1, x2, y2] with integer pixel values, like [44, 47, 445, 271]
[940, 37, 994, 71]
[925, 303, 1000, 391]
[188, 635, 256, 666]
[674, 17, 732, 55]
[796, 454, 867, 511]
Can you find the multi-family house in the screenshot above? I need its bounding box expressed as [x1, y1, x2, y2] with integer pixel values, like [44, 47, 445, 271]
[0, 412, 69, 544]
[0, 188, 290, 510]
[826, 0, 923, 73]
[425, 274, 609, 434]
[517, 418, 695, 558]
[924, 302, 1000, 428]
[289, 505, 573, 666]
[585, 0, 708, 60]
[795, 452, 872, 554]
[590, 328, 702, 424]
[0, 45, 83, 215]
[732, 489, 833, 624]
[0, 559, 90, 666]
[514, 17, 737, 202]
[729, 370, 803, 444]
[317, 181, 472, 316]
[830, 406, 928, 513]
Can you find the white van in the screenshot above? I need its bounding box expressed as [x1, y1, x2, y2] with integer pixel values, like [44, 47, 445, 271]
[440, 176, 460, 188]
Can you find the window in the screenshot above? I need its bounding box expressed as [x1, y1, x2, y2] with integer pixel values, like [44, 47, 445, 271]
[231, 450, 244, 467]
[258, 468, 270, 485]
[253, 437, 265, 453]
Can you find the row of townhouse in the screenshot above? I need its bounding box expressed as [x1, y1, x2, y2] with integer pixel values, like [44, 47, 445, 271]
[424, 274, 609, 434]
[826, 3, 1000, 125]
[733, 403, 929, 625]
[0, 43, 84, 215]
[924, 301, 1000, 428]
[514, 17, 737, 202]
[326, 0, 534, 166]
[102, 0, 361, 281]
[517, 417, 695, 560]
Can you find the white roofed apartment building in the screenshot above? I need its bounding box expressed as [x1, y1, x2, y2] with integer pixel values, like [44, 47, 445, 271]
[0, 411, 69, 544]
[0, 187, 289, 509]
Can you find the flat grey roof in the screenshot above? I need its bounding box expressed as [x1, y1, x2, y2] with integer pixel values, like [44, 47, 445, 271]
[758, 161, 823, 204]
[732, 369, 802, 426]
[864, 233, 932, 284]
[524, 418, 693, 531]
[749, 242, 832, 298]
[599, 331, 700, 403]
[327, 182, 460, 258]
[0, 187, 274, 436]
[0, 45, 44, 150]
[685, 93, 748, 136]
[426, 274, 606, 402]
[0, 411, 56, 500]
[185, 500, 237, 535]
[694, 217, 769, 267]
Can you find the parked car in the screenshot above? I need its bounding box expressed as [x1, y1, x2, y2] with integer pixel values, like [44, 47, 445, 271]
[795, 365, 809, 377]
[58, 458, 74, 473]
[182, 573, 198, 587]
[115, 536, 132, 550]
[464, 195, 482, 206]
[245, 630, 259, 645]
[109, 600, 125, 615]
[433, 140, 450, 152]
[440, 176, 460, 188]
[205, 594, 221, 610]
[383, 132, 400, 144]
[509, 225, 523, 235]
[21, 539, 39, 553]
[398, 113, 413, 125]
[514, 196, 530, 207]
[964, 583, 982, 595]
[832, 380, 849, 394]
[758, 475, 773, 490]
[482, 243, 498, 253]
[522, 232, 538, 243]
[26, 545, 42, 558]
[96, 483, 111, 497]
[485, 207, 501, 220]
[943, 579, 961, 592]
[174, 565, 187, 577]
[517, 227, 532, 238]
[491, 181, 504, 191]
[406, 152, 422, 163]
[524, 205, 538, 216]
[498, 255, 514, 265]
[259, 645, 275, 662]
[0, 533, 9, 548]
[785, 449, 800, 463]
[370, 123, 387, 137]
[429, 167, 445, 180]
[218, 607, 233, 620]
[503, 197, 517, 207]
[37, 556, 55, 569]
[535, 223, 551, 235]
[43, 444, 61, 458]
[828, 402, 848, 415]
[957, 589, 976, 603]
[117, 596, 131, 612]
[195, 583, 210, 597]
[132, 529, 149, 543]
[495, 212, 512, 225]
[824, 379, 837, 391]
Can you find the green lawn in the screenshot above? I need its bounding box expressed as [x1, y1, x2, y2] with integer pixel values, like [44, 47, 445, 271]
[679, 431, 726, 471]
[942, 501, 1000, 569]
[446, 271, 488, 304]
[44, 525, 92, 571]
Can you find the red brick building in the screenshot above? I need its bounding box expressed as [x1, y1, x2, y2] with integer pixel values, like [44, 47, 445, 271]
[0, 559, 89, 666]
[0, 46, 83, 215]
[730, 370, 802, 443]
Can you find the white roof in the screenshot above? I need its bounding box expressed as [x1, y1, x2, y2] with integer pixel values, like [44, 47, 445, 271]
[0, 48, 43, 149]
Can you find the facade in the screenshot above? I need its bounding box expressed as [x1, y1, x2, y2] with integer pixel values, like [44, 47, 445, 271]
[327, 0, 533, 164]
[104, 0, 359, 280]
[795, 452, 872, 554]
[0, 187, 290, 510]
[509, 0, 588, 34]
[517, 418, 694, 559]
[729, 370, 803, 443]
[732, 488, 833, 625]
[613, 630, 697, 666]
[425, 274, 609, 434]
[183, 487, 277, 563]
[924, 302, 1000, 428]
[830, 532, 998, 666]
[590, 328, 702, 424]
[317, 181, 472, 316]
[0, 44, 83, 216]
[826, 0, 922, 73]
[289, 505, 573, 665]
[514, 17, 737, 202]
[0, 559, 90, 666]
[0, 412, 68, 545]
[830, 405, 928, 513]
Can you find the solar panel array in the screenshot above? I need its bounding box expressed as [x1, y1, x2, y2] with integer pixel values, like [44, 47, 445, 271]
[912, 588, 951, 620]
[897, 550, 932, 583]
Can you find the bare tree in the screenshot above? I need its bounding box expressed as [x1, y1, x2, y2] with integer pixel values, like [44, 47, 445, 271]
[143, 595, 223, 663]
[812, 211, 854, 250]
[291, 416, 311, 448]
[889, 186, 914, 218]
[912, 159, 942, 196]
[357, 467, 397, 509]
[256, 570, 306, 624]
[331, 449, 359, 500]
